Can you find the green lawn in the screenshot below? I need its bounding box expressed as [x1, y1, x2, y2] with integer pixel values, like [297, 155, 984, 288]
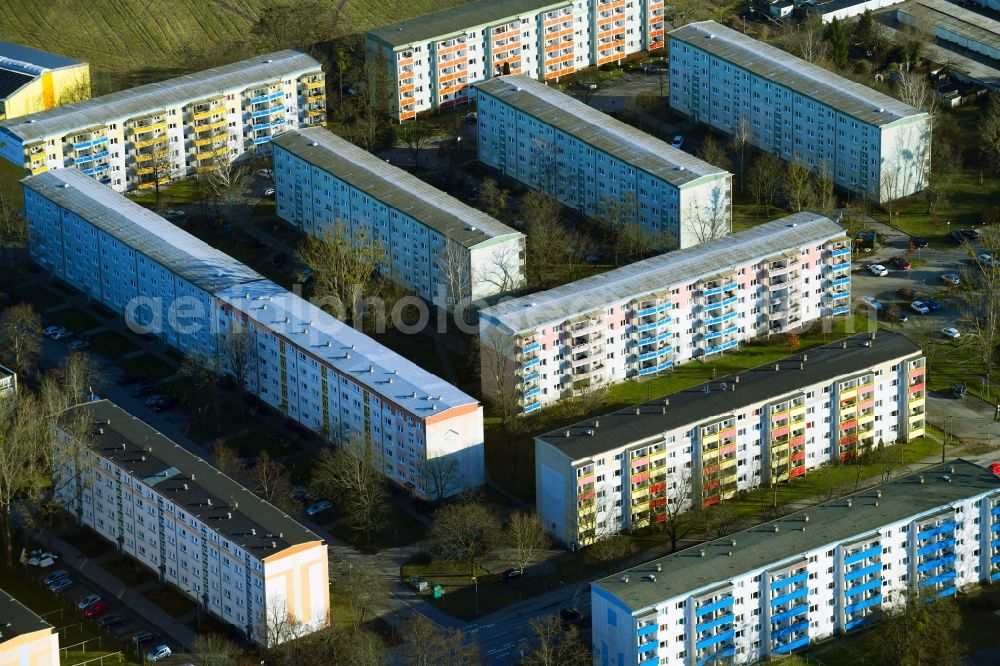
[320, 503, 427, 552]
[86, 330, 140, 358]
[400, 560, 522, 620]
[63, 650, 138, 666]
[119, 353, 176, 381]
[142, 585, 196, 617]
[99, 554, 154, 587]
[47, 307, 104, 334]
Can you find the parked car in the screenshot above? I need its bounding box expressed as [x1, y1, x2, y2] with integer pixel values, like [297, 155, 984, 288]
[68, 340, 90, 352]
[98, 614, 126, 629]
[671, 135, 684, 149]
[164, 209, 185, 220]
[910, 301, 930, 315]
[131, 630, 156, 646]
[952, 382, 968, 398]
[305, 500, 334, 516]
[979, 253, 998, 267]
[923, 297, 942, 311]
[270, 252, 288, 268]
[48, 578, 73, 593]
[580, 81, 598, 89]
[948, 230, 966, 243]
[42, 569, 69, 586]
[889, 257, 911, 270]
[961, 228, 981, 240]
[27, 550, 58, 567]
[50, 329, 73, 340]
[146, 645, 172, 662]
[941, 327, 961, 339]
[131, 384, 154, 398]
[861, 296, 883, 311]
[559, 607, 582, 623]
[292, 486, 315, 502]
[503, 568, 524, 580]
[151, 396, 178, 412]
[43, 325, 65, 338]
[463, 112, 478, 124]
[912, 237, 929, 249]
[897, 310, 909, 323]
[83, 600, 109, 619]
[263, 187, 276, 197]
[256, 168, 273, 178]
[144, 394, 166, 408]
[77, 594, 102, 610]
[868, 264, 888, 277]
[941, 273, 961, 286]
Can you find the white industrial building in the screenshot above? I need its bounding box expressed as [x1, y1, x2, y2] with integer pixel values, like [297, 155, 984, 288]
[272, 127, 525, 308]
[54, 400, 330, 646]
[366, 0, 668, 121]
[668, 21, 931, 203]
[535, 331, 926, 548]
[475, 75, 733, 249]
[23, 169, 485, 501]
[898, 0, 1000, 63]
[0, 50, 324, 192]
[478, 212, 851, 413]
[591, 459, 1000, 666]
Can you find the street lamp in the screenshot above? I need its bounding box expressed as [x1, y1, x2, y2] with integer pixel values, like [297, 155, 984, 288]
[471, 575, 479, 616]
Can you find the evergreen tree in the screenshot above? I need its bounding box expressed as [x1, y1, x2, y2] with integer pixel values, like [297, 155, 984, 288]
[853, 9, 875, 51]
[827, 17, 849, 69]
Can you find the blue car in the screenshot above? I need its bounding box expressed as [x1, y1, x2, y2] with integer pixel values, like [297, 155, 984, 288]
[923, 297, 942, 311]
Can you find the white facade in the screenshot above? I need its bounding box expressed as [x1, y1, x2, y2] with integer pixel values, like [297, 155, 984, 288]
[272, 127, 524, 308]
[54, 401, 329, 646]
[668, 21, 931, 203]
[899, 0, 1000, 63]
[536, 332, 926, 548]
[23, 169, 486, 502]
[476, 75, 732, 249]
[366, 0, 667, 121]
[478, 212, 850, 413]
[0, 364, 16, 398]
[0, 50, 324, 192]
[591, 460, 1000, 666]
[812, 0, 906, 23]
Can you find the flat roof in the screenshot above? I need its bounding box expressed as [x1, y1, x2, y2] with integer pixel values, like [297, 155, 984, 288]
[481, 212, 844, 334]
[669, 21, 926, 127]
[214, 279, 479, 417]
[61, 400, 321, 555]
[22, 169, 263, 294]
[900, 0, 1000, 53]
[0, 68, 36, 101]
[538, 331, 921, 461]
[0, 588, 52, 644]
[368, 0, 570, 49]
[273, 128, 522, 248]
[0, 49, 319, 144]
[0, 41, 84, 73]
[476, 75, 729, 188]
[594, 459, 1000, 612]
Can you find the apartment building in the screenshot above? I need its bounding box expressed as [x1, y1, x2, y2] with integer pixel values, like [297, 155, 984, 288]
[272, 127, 525, 308]
[591, 459, 1000, 666]
[0, 364, 16, 398]
[668, 21, 931, 203]
[0, 588, 58, 666]
[536, 331, 926, 548]
[478, 212, 851, 413]
[0, 41, 89, 121]
[23, 169, 485, 501]
[54, 400, 329, 646]
[365, 0, 667, 122]
[0, 50, 324, 192]
[475, 75, 732, 248]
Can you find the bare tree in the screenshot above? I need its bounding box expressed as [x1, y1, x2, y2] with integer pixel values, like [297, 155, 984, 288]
[60, 350, 103, 405]
[263, 600, 310, 648]
[583, 534, 635, 571]
[296, 221, 386, 324]
[597, 194, 652, 266]
[747, 153, 784, 216]
[475, 244, 523, 296]
[705, 502, 737, 537]
[210, 443, 248, 484]
[506, 510, 551, 573]
[205, 152, 251, 231]
[424, 455, 461, 503]
[192, 634, 240, 666]
[179, 353, 224, 434]
[429, 501, 502, 577]
[0, 185, 28, 263]
[982, 94, 1000, 173]
[653, 469, 701, 552]
[729, 115, 752, 192]
[523, 192, 579, 288]
[785, 160, 814, 212]
[345, 567, 390, 630]
[56, 77, 92, 106]
[794, 16, 830, 64]
[397, 121, 434, 169]
[956, 231, 1000, 391]
[524, 614, 592, 666]
[814, 162, 836, 216]
[478, 178, 509, 220]
[697, 134, 733, 173]
[895, 70, 935, 114]
[252, 451, 296, 514]
[479, 327, 519, 427]
[219, 326, 256, 416]
[312, 439, 389, 542]
[0, 303, 41, 377]
[436, 240, 472, 316]
[401, 615, 480, 666]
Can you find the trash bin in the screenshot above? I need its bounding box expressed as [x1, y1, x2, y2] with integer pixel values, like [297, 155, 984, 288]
[432, 584, 444, 599]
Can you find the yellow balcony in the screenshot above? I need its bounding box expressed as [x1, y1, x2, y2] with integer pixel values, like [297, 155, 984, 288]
[908, 411, 925, 423]
[135, 166, 153, 175]
[195, 119, 227, 131]
[134, 134, 168, 149]
[305, 79, 324, 89]
[306, 108, 325, 117]
[131, 121, 167, 135]
[29, 164, 48, 175]
[192, 107, 223, 121]
[577, 504, 596, 518]
[306, 94, 324, 103]
[195, 164, 217, 174]
[632, 486, 649, 500]
[788, 405, 806, 419]
[857, 412, 876, 426]
[195, 147, 227, 160]
[909, 396, 925, 409]
[702, 432, 719, 445]
[908, 427, 925, 439]
[135, 150, 169, 163]
[194, 134, 227, 147]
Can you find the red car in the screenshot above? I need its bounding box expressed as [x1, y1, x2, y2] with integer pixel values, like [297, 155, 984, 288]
[83, 600, 109, 619]
[989, 463, 1000, 476]
[889, 257, 912, 270]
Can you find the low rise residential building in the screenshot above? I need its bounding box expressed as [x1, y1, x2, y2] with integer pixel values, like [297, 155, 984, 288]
[591, 459, 1000, 666]
[475, 75, 732, 248]
[0, 41, 89, 121]
[272, 127, 525, 308]
[536, 331, 926, 548]
[54, 400, 329, 646]
[0, 364, 16, 398]
[23, 169, 485, 501]
[668, 21, 931, 203]
[365, 0, 668, 122]
[0, 588, 58, 666]
[809, 0, 905, 23]
[479, 212, 850, 413]
[0, 50, 324, 191]
[898, 0, 1000, 62]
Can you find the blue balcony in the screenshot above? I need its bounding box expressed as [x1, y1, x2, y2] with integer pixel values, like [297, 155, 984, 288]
[638, 350, 663, 362]
[830, 247, 851, 257]
[83, 164, 111, 176]
[918, 522, 956, 541]
[522, 357, 540, 368]
[774, 635, 810, 654]
[845, 563, 881, 582]
[249, 91, 284, 104]
[521, 342, 540, 353]
[637, 331, 672, 346]
[639, 658, 657, 666]
[704, 325, 739, 342]
[918, 571, 956, 588]
[696, 597, 734, 618]
[523, 401, 541, 413]
[639, 359, 673, 376]
[992, 571, 1000, 583]
[830, 290, 851, 300]
[637, 318, 672, 332]
[703, 282, 738, 297]
[844, 545, 882, 565]
[696, 646, 735, 666]
[637, 623, 658, 637]
[844, 616, 871, 631]
[936, 586, 957, 598]
[772, 587, 808, 606]
[832, 305, 850, 315]
[702, 310, 739, 327]
[696, 629, 735, 651]
[772, 620, 808, 641]
[830, 261, 851, 272]
[991, 506, 1000, 516]
[696, 613, 733, 633]
[73, 136, 109, 151]
[637, 302, 671, 317]
[638, 640, 657, 654]
[252, 136, 272, 145]
[521, 372, 540, 383]
[703, 295, 739, 312]
[918, 554, 956, 573]
[846, 578, 881, 598]
[845, 594, 881, 615]
[830, 276, 851, 287]
[992, 554, 1000, 566]
[524, 387, 540, 398]
[918, 539, 955, 556]
[771, 604, 808, 624]
[993, 537, 1000, 549]
[992, 523, 1000, 533]
[73, 150, 109, 165]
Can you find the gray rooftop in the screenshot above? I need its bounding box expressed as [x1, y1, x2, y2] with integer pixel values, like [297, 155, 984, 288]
[62, 400, 322, 555]
[0, 49, 320, 144]
[23, 169, 263, 294]
[0, 588, 52, 644]
[594, 459, 1000, 612]
[899, 0, 1000, 53]
[481, 212, 844, 334]
[0, 41, 84, 73]
[214, 279, 479, 416]
[669, 21, 926, 127]
[368, 0, 570, 49]
[538, 331, 921, 461]
[273, 128, 522, 248]
[476, 75, 729, 188]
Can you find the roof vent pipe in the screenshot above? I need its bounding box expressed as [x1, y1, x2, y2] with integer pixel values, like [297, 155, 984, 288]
[594, 420, 600, 428]
[656, 563, 662, 572]
[920, 475, 925, 484]
[774, 363, 780, 371]
[183, 483, 188, 490]
[773, 525, 779, 532]
[842, 341, 847, 349]
[623, 574, 629, 583]
[565, 430, 570, 437]
[847, 499, 853, 508]
[635, 407, 641, 416]
[649, 574, 656, 582]
[876, 490, 882, 499]
[804, 514, 810, 522]
[802, 354, 808, 362]
[949, 465, 955, 474]
[227, 512, 232, 519]
[207, 498, 212, 506]
[699, 549, 706, 558]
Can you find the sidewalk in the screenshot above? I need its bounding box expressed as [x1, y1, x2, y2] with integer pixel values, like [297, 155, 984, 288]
[45, 531, 197, 651]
